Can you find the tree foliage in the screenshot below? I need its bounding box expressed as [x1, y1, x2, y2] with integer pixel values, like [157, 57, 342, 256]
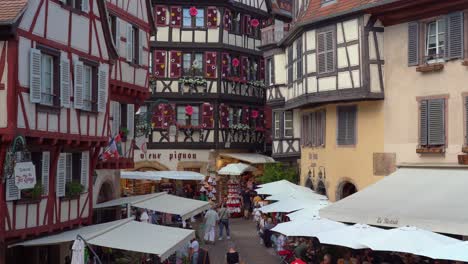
[260, 163, 298, 184]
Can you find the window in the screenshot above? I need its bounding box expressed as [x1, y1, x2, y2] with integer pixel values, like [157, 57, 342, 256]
[337, 106, 356, 145]
[232, 12, 241, 34]
[425, 19, 445, 63]
[133, 27, 139, 65]
[273, 112, 280, 138]
[109, 15, 117, 44]
[41, 54, 54, 106]
[250, 60, 258, 81]
[287, 46, 293, 84]
[420, 99, 445, 147]
[182, 53, 204, 76]
[120, 103, 128, 130]
[266, 58, 273, 85]
[65, 0, 88, 12]
[284, 111, 293, 137]
[302, 110, 326, 147]
[231, 55, 240, 77]
[177, 105, 199, 126]
[296, 37, 303, 79]
[71, 153, 82, 183]
[317, 28, 336, 74]
[82, 65, 94, 111]
[183, 8, 205, 28]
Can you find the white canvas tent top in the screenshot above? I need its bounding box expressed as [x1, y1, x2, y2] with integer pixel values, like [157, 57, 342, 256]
[218, 163, 256, 176]
[121, 171, 205, 181]
[94, 192, 210, 220]
[219, 153, 275, 164]
[12, 218, 195, 261]
[320, 168, 468, 236]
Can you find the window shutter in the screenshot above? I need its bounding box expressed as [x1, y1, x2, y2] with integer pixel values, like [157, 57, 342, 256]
[56, 153, 66, 198]
[447, 12, 464, 60]
[153, 50, 166, 77]
[207, 7, 218, 29]
[240, 56, 249, 81]
[111, 101, 121, 136]
[242, 106, 250, 125]
[30, 48, 42, 103]
[115, 18, 120, 53]
[65, 153, 72, 183]
[81, 0, 89, 12]
[155, 6, 168, 26]
[221, 53, 230, 78]
[408, 22, 420, 66]
[41, 152, 50, 195]
[224, 9, 232, 30]
[428, 99, 445, 146]
[325, 31, 335, 73]
[139, 30, 144, 65]
[6, 176, 20, 201]
[346, 108, 356, 145]
[317, 33, 326, 73]
[170, 6, 182, 28]
[202, 103, 214, 128]
[265, 60, 270, 85]
[301, 115, 309, 145]
[205, 52, 217, 79]
[126, 24, 133, 62]
[169, 51, 182, 78]
[271, 57, 275, 83]
[97, 65, 108, 113]
[337, 108, 348, 145]
[310, 112, 317, 146]
[297, 37, 303, 79]
[60, 55, 71, 108]
[80, 152, 89, 191]
[127, 104, 135, 139]
[220, 104, 229, 128]
[419, 100, 428, 146]
[73, 60, 84, 109]
[466, 97, 468, 143]
[259, 58, 265, 81]
[320, 110, 326, 146]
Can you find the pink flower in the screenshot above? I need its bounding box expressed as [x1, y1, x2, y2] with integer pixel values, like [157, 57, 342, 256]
[189, 6, 198, 17]
[251, 110, 259, 118]
[250, 19, 260, 28]
[232, 58, 240, 67]
[185, 105, 193, 116]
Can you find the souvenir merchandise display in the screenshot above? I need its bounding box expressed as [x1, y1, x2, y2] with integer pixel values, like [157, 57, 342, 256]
[160, 182, 174, 194]
[226, 178, 242, 217]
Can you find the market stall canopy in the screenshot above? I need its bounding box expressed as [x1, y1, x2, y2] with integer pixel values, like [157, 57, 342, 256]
[315, 224, 386, 249]
[319, 168, 468, 236]
[95, 192, 210, 220]
[360, 226, 460, 257]
[219, 153, 275, 164]
[271, 216, 346, 237]
[11, 218, 195, 261]
[218, 163, 256, 176]
[286, 205, 329, 221]
[261, 198, 330, 213]
[121, 170, 205, 181]
[420, 241, 468, 262]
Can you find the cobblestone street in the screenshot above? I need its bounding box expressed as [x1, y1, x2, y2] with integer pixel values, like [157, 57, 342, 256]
[199, 218, 280, 264]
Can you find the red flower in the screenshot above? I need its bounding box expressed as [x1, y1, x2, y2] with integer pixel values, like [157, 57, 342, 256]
[250, 19, 260, 28]
[185, 105, 193, 116]
[251, 110, 259, 119]
[189, 6, 198, 17]
[232, 58, 240, 67]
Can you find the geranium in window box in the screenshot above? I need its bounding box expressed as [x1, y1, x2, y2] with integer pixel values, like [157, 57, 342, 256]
[65, 182, 84, 198]
[248, 80, 266, 88]
[21, 183, 43, 201]
[178, 76, 207, 86]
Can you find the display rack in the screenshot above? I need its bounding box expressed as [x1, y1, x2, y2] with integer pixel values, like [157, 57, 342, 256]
[226, 178, 242, 217]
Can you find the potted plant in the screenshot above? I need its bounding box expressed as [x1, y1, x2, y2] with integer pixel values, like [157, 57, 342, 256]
[65, 182, 84, 198]
[21, 183, 43, 200]
[119, 127, 129, 142]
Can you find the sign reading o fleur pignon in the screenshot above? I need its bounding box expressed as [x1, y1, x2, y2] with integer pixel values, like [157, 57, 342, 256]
[14, 162, 37, 190]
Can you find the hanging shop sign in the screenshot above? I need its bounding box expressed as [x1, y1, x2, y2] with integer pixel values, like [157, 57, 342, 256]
[14, 162, 36, 189]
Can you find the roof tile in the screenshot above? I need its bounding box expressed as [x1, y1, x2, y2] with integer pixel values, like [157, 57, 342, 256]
[297, 0, 383, 23]
[0, 0, 27, 24]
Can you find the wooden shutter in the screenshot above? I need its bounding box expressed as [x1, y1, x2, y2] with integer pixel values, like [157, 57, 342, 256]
[170, 6, 182, 28]
[224, 9, 232, 30]
[207, 7, 218, 29]
[310, 112, 317, 146]
[205, 52, 217, 79]
[242, 106, 250, 125]
[6, 176, 20, 201]
[60, 55, 71, 108]
[153, 50, 166, 77]
[466, 97, 468, 143]
[337, 106, 356, 145]
[202, 103, 214, 128]
[221, 53, 230, 78]
[97, 64, 108, 113]
[42, 151, 50, 195]
[325, 31, 335, 73]
[447, 12, 464, 60]
[126, 24, 133, 62]
[73, 60, 84, 109]
[271, 57, 275, 83]
[152, 104, 164, 128]
[297, 37, 303, 79]
[317, 32, 326, 74]
[155, 6, 168, 26]
[301, 115, 309, 146]
[419, 100, 428, 146]
[139, 30, 144, 65]
[243, 15, 251, 35]
[428, 99, 445, 146]
[408, 22, 420, 66]
[220, 104, 229, 128]
[30, 48, 42, 103]
[111, 101, 121, 136]
[240, 56, 249, 81]
[259, 58, 265, 81]
[127, 104, 135, 139]
[169, 51, 182, 78]
[80, 151, 89, 191]
[115, 18, 120, 53]
[347, 107, 356, 145]
[81, 0, 89, 12]
[319, 110, 326, 146]
[162, 104, 175, 127]
[56, 153, 66, 198]
[65, 153, 72, 183]
[265, 60, 270, 85]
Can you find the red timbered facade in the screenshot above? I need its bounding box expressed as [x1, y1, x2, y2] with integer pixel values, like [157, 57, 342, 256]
[0, 0, 152, 263]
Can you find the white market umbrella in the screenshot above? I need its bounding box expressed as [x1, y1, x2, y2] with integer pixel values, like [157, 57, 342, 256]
[266, 190, 327, 201]
[315, 224, 385, 249]
[71, 238, 85, 264]
[256, 180, 300, 195]
[271, 216, 346, 237]
[360, 226, 460, 257]
[286, 203, 330, 221]
[218, 163, 256, 176]
[421, 241, 468, 262]
[261, 198, 329, 213]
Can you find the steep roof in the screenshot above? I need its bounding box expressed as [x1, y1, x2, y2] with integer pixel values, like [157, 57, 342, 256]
[0, 0, 27, 25]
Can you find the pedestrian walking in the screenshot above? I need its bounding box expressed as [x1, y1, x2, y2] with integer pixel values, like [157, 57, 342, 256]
[189, 238, 200, 264]
[204, 206, 219, 244]
[241, 188, 252, 220]
[226, 242, 241, 264]
[218, 203, 231, 240]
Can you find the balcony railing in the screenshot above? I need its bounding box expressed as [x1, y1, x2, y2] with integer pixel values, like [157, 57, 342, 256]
[261, 25, 288, 46]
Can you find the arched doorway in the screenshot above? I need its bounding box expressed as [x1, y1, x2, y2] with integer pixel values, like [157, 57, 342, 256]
[94, 181, 116, 224]
[316, 180, 327, 197]
[338, 181, 357, 200]
[305, 177, 314, 191]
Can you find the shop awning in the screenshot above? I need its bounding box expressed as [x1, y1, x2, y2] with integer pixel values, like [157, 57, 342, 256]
[320, 168, 468, 236]
[11, 218, 195, 261]
[95, 192, 210, 220]
[121, 171, 205, 181]
[218, 163, 256, 176]
[219, 153, 275, 164]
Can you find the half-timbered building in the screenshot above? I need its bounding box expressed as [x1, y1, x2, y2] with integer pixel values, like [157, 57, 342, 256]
[0, 0, 152, 262]
[138, 0, 272, 173]
[265, 0, 387, 201]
